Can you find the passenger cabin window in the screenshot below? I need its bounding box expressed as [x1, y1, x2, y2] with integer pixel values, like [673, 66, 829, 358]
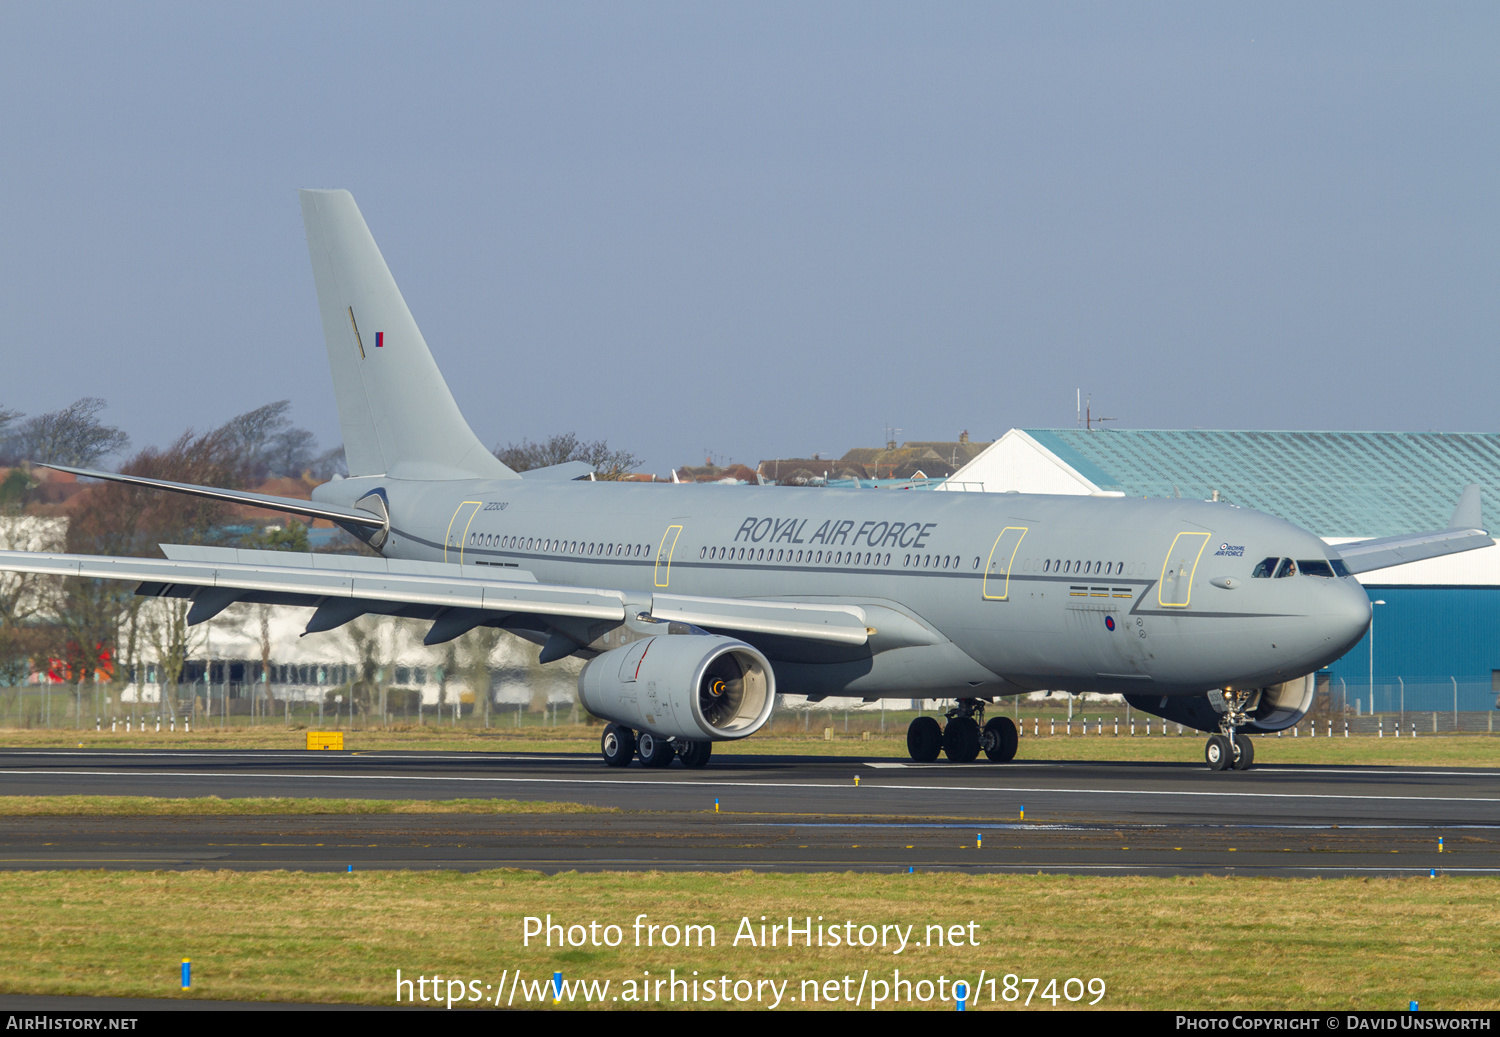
[1252, 557, 1279, 578]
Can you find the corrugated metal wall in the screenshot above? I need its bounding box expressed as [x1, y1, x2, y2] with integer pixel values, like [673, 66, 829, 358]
[1324, 586, 1500, 713]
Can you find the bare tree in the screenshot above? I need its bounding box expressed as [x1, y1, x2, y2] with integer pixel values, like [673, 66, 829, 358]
[144, 599, 195, 719]
[59, 419, 249, 692]
[220, 400, 322, 479]
[0, 512, 66, 717]
[307, 445, 347, 481]
[4, 398, 128, 468]
[494, 432, 640, 480]
[342, 615, 392, 721]
[456, 626, 504, 725]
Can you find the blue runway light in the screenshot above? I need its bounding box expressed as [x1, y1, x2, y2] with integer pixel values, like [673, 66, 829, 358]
[181, 959, 191, 988]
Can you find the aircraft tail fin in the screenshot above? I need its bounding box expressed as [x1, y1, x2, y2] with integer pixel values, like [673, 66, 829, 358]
[299, 189, 517, 481]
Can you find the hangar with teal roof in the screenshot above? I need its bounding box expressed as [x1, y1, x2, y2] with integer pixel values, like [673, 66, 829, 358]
[942, 429, 1500, 716]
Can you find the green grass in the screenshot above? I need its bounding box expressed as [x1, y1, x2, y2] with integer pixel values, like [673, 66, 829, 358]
[0, 796, 610, 816]
[0, 870, 1494, 1009]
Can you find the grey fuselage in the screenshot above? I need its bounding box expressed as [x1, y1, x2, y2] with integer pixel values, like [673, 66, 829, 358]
[315, 476, 1373, 703]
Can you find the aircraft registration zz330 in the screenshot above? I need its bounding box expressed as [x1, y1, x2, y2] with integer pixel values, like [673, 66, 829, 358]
[8, 191, 1491, 772]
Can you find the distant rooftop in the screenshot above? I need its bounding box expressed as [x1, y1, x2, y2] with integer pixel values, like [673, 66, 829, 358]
[1022, 429, 1500, 537]
[760, 435, 993, 485]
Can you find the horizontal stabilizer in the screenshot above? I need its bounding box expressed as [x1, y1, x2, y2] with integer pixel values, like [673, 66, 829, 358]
[40, 464, 386, 529]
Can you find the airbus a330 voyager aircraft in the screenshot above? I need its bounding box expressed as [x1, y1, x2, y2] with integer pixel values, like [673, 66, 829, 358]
[4, 191, 1490, 772]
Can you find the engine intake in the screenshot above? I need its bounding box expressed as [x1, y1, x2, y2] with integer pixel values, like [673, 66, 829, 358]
[1245, 674, 1317, 732]
[577, 634, 775, 741]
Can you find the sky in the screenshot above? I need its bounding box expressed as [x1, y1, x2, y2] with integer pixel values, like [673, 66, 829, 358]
[1, 3, 1496, 476]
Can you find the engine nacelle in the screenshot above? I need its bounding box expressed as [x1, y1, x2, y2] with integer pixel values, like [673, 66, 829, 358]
[1124, 673, 1318, 734]
[577, 634, 775, 741]
[1245, 674, 1317, 732]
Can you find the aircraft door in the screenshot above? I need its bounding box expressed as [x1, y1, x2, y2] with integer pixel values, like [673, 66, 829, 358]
[1157, 531, 1211, 608]
[654, 524, 683, 588]
[982, 526, 1028, 600]
[444, 501, 482, 564]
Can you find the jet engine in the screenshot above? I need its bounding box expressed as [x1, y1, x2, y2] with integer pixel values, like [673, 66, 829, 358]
[1124, 673, 1318, 735]
[1244, 674, 1317, 732]
[576, 634, 775, 741]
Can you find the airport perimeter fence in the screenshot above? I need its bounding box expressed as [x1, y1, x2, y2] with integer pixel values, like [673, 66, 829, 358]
[1324, 677, 1497, 719]
[0, 679, 587, 732]
[1, 678, 1497, 738]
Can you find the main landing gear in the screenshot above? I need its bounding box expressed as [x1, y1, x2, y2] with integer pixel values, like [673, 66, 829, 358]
[600, 723, 711, 768]
[1203, 690, 1256, 772]
[906, 699, 1017, 763]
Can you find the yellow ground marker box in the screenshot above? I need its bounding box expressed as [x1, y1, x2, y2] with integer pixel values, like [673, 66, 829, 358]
[306, 731, 344, 751]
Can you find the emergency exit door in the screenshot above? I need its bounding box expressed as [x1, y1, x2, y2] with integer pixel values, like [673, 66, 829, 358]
[982, 526, 1028, 600]
[444, 501, 482, 564]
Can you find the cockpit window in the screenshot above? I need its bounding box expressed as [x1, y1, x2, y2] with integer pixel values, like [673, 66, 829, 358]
[1298, 560, 1335, 579]
[1252, 557, 1279, 578]
[1330, 557, 1352, 578]
[1274, 558, 1297, 578]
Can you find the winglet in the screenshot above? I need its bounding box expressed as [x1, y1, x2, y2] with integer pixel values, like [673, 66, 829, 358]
[1448, 484, 1484, 531]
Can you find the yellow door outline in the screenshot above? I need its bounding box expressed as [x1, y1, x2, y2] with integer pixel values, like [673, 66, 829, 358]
[982, 526, 1028, 600]
[1158, 531, 1211, 608]
[444, 501, 482, 564]
[654, 525, 683, 588]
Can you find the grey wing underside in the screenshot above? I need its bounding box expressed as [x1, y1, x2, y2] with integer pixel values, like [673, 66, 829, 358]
[0, 546, 871, 647]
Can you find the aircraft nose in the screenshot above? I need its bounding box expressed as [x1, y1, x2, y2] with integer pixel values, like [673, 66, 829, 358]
[1324, 580, 1372, 655]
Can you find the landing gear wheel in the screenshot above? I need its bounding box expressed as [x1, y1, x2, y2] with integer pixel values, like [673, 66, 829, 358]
[601, 724, 636, 767]
[942, 716, 981, 763]
[907, 716, 942, 762]
[1204, 734, 1232, 771]
[637, 732, 676, 768]
[1231, 734, 1254, 771]
[678, 741, 712, 768]
[982, 717, 1018, 762]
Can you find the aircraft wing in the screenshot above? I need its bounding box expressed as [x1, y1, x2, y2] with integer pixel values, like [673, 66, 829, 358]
[0, 546, 871, 646]
[1332, 527, 1493, 575]
[1331, 484, 1493, 575]
[0, 548, 625, 624]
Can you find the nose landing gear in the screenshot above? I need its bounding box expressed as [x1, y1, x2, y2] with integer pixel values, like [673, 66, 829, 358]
[1204, 690, 1256, 771]
[906, 699, 1017, 763]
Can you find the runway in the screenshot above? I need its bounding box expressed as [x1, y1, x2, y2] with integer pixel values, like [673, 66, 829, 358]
[1, 748, 1496, 876]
